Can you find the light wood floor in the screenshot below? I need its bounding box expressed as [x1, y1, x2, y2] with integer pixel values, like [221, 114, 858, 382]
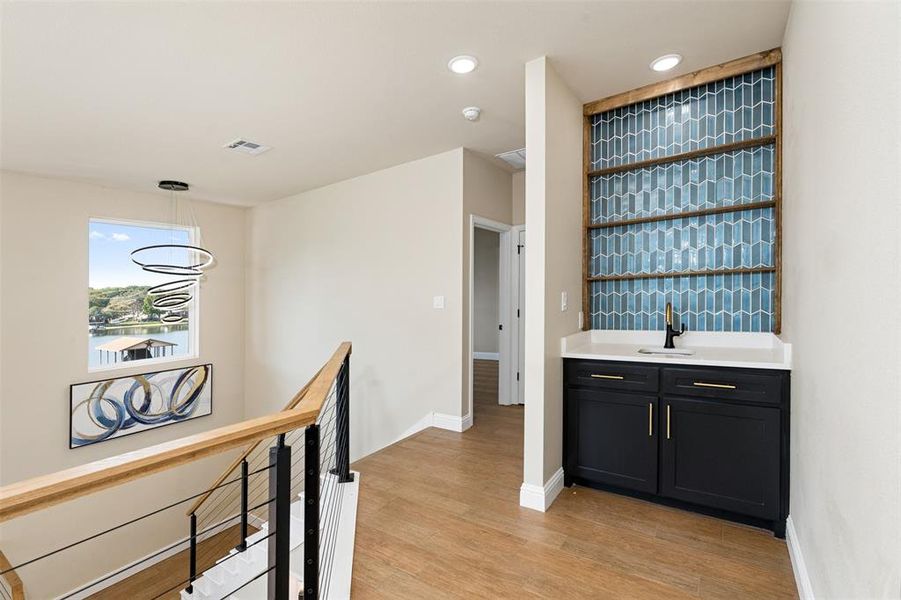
[349, 359, 797, 598]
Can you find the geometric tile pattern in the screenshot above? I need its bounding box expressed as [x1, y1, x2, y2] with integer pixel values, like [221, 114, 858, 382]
[588, 68, 776, 332]
[590, 207, 774, 277]
[590, 145, 774, 224]
[590, 67, 776, 170]
[590, 271, 775, 332]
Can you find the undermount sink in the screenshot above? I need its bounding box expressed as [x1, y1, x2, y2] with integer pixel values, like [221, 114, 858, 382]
[638, 347, 696, 356]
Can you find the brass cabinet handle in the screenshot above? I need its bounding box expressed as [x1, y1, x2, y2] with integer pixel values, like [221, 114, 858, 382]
[591, 374, 624, 380]
[666, 405, 671, 440]
[693, 381, 737, 390]
[648, 403, 653, 437]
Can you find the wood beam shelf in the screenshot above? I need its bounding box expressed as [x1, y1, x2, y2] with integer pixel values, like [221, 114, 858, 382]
[587, 135, 777, 179]
[587, 267, 776, 284]
[588, 199, 777, 230]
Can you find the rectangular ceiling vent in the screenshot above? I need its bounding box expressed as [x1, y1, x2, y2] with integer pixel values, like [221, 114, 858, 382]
[224, 138, 272, 156]
[495, 148, 526, 170]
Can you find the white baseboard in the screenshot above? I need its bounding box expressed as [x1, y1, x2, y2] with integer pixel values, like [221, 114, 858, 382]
[432, 412, 472, 433]
[350, 410, 473, 463]
[396, 413, 437, 442]
[473, 352, 499, 361]
[786, 516, 815, 600]
[519, 468, 565, 512]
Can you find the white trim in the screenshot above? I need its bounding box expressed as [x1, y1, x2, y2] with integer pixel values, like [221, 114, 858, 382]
[433, 412, 472, 433]
[510, 225, 526, 406]
[786, 516, 815, 600]
[468, 215, 514, 422]
[87, 216, 201, 374]
[518, 468, 565, 512]
[357, 411, 473, 459]
[396, 413, 437, 441]
[473, 351, 499, 360]
[327, 471, 360, 600]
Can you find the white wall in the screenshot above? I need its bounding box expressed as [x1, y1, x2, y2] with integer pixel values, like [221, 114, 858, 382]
[0, 171, 247, 598]
[473, 228, 500, 354]
[245, 149, 466, 460]
[512, 170, 525, 226]
[521, 57, 583, 505]
[781, 3, 901, 598]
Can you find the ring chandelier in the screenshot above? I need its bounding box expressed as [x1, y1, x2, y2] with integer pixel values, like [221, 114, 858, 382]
[130, 181, 215, 324]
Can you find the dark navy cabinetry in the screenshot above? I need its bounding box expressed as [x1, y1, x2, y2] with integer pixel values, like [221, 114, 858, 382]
[563, 358, 790, 537]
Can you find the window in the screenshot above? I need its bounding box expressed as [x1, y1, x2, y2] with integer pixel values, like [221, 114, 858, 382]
[88, 219, 199, 370]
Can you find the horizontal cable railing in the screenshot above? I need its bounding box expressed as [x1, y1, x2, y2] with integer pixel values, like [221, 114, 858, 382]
[0, 341, 353, 600]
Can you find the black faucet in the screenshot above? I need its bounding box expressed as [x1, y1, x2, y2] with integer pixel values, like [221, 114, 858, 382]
[664, 302, 686, 349]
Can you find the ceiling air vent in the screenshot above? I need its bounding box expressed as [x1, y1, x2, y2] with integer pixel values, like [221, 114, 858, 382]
[495, 148, 526, 170]
[224, 138, 272, 156]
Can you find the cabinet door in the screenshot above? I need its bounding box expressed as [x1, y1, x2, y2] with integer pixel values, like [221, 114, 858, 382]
[660, 397, 780, 519]
[565, 389, 658, 493]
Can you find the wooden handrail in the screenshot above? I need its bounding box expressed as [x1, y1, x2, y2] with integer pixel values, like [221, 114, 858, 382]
[0, 342, 352, 524]
[0, 549, 25, 600]
[185, 365, 324, 515]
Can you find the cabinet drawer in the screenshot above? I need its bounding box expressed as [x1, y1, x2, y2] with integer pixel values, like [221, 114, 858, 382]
[661, 367, 783, 405]
[565, 360, 659, 393]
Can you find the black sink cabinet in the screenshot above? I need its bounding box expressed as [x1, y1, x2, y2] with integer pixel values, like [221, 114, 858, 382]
[563, 358, 790, 537]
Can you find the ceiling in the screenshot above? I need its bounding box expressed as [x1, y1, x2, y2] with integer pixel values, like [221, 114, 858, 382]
[0, 1, 790, 206]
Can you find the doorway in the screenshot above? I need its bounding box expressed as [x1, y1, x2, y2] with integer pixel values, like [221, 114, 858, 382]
[467, 216, 524, 425]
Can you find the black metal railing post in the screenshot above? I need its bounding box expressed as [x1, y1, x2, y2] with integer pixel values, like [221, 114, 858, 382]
[303, 424, 320, 600]
[268, 435, 292, 600]
[185, 512, 197, 594]
[332, 356, 354, 483]
[235, 458, 249, 552]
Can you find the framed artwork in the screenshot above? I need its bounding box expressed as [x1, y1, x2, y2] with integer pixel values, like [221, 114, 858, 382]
[70, 364, 212, 448]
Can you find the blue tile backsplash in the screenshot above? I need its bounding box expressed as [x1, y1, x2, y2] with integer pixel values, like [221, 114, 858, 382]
[591, 272, 774, 332]
[590, 146, 774, 224]
[588, 67, 777, 332]
[590, 208, 774, 277]
[591, 68, 776, 171]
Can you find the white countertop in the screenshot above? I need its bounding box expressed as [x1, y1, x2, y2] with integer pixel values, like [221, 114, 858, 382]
[561, 330, 791, 370]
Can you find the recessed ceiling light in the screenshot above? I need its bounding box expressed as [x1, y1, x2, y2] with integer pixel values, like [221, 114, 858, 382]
[448, 55, 478, 74]
[650, 53, 682, 72]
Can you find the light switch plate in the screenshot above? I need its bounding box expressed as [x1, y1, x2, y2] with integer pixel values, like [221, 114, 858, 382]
[433, 295, 445, 309]
[561, 291, 568, 311]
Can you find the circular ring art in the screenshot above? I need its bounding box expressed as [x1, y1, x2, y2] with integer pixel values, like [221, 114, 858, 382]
[70, 364, 212, 447]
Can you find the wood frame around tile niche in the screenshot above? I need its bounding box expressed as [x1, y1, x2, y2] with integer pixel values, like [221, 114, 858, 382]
[581, 48, 783, 333]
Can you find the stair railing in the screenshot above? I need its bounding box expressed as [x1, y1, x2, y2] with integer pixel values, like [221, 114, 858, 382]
[0, 342, 353, 600]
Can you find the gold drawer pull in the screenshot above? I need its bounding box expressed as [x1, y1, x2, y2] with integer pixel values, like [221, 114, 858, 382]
[666, 404, 671, 439]
[693, 381, 736, 390]
[591, 374, 624, 380]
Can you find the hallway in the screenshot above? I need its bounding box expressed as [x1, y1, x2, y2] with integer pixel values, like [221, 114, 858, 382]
[350, 362, 797, 598]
